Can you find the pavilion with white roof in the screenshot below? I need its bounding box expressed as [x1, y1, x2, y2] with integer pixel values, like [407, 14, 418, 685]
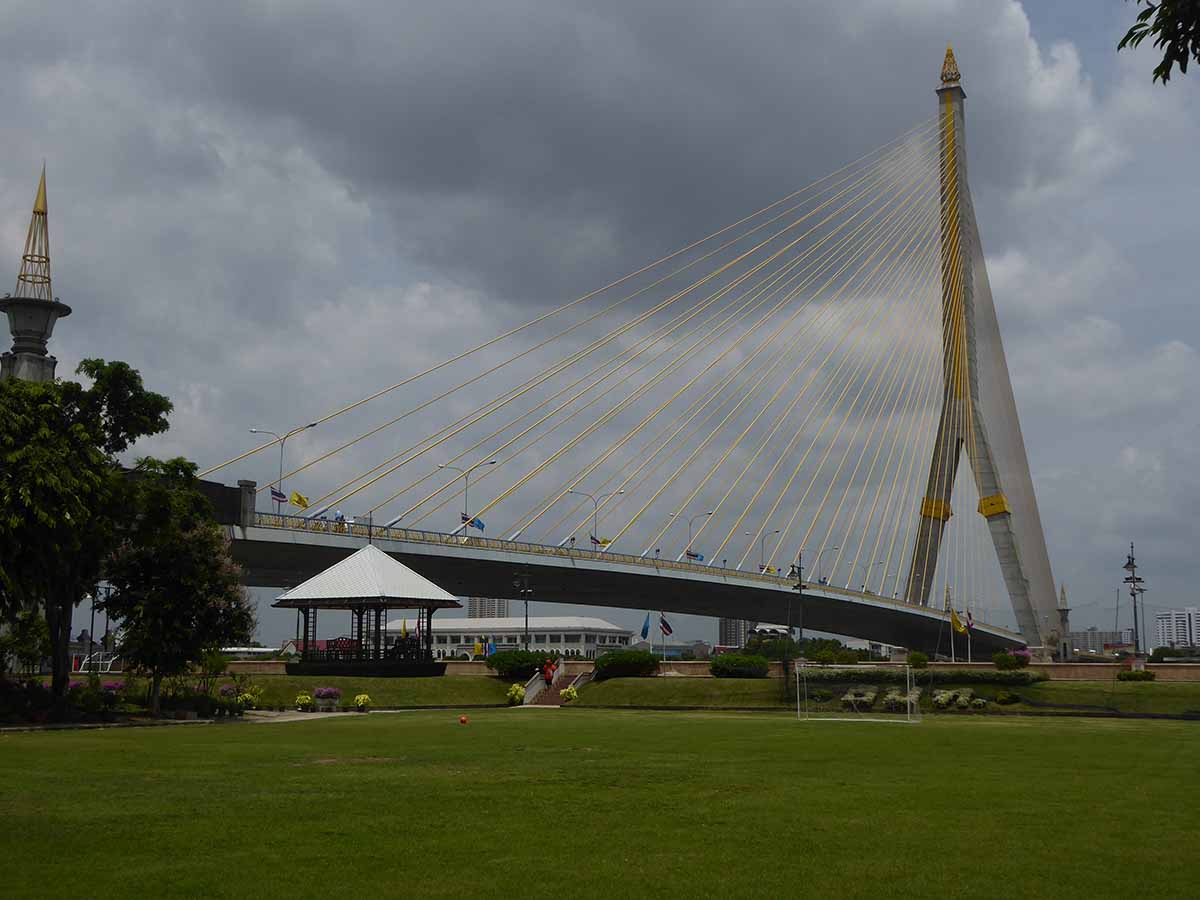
[273, 544, 462, 675]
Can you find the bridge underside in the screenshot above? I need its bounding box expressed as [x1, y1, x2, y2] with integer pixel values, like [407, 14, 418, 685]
[230, 526, 1022, 656]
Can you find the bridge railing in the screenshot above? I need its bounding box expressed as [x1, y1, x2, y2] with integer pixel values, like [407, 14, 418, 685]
[246, 511, 978, 623]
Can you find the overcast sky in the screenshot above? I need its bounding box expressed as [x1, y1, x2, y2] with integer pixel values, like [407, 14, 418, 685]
[5, 1, 1197, 646]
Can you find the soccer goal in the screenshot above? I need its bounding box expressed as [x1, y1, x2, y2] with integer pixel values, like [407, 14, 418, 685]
[795, 663, 921, 723]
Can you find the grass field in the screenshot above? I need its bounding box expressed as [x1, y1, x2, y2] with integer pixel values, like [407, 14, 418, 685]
[577, 676, 1200, 716]
[2, 710, 1198, 898]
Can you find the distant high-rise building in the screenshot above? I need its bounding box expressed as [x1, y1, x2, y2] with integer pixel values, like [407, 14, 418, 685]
[466, 597, 510, 618]
[1154, 608, 1198, 649]
[1067, 626, 1135, 653]
[718, 618, 754, 648]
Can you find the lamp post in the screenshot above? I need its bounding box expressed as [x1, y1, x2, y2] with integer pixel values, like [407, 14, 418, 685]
[1122, 543, 1146, 656]
[567, 489, 625, 550]
[440, 459, 497, 530]
[816, 546, 840, 585]
[513, 574, 532, 650]
[853, 560, 884, 592]
[674, 510, 713, 560]
[249, 421, 316, 513]
[745, 529, 781, 572]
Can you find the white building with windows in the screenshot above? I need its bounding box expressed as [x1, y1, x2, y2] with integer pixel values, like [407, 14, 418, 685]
[1155, 608, 1198, 649]
[386, 616, 633, 660]
[466, 597, 510, 618]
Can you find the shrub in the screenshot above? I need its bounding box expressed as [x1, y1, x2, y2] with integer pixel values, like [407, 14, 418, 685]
[295, 691, 314, 711]
[971, 697, 988, 709]
[313, 687, 342, 701]
[506, 683, 526, 705]
[1117, 669, 1156, 682]
[487, 650, 557, 681]
[354, 693, 372, 710]
[908, 651, 929, 669]
[881, 687, 921, 712]
[933, 688, 974, 710]
[710, 654, 769, 679]
[840, 686, 878, 709]
[800, 667, 1045, 686]
[559, 685, 579, 703]
[993, 650, 1031, 670]
[994, 690, 1020, 705]
[807, 688, 833, 703]
[593, 649, 658, 680]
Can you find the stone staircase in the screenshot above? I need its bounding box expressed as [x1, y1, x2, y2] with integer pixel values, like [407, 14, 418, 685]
[529, 679, 564, 705]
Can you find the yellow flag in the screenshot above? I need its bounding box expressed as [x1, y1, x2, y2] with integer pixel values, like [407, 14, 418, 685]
[401, 618, 408, 638]
[289, 490, 310, 510]
[949, 607, 967, 635]
[473, 642, 483, 658]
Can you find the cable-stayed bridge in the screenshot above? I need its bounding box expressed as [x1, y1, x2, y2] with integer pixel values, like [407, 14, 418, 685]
[204, 49, 1065, 656]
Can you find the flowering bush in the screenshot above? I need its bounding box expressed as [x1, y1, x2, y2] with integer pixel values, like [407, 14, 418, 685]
[313, 687, 342, 700]
[354, 693, 371, 710]
[237, 685, 264, 709]
[840, 686, 878, 709]
[933, 688, 974, 709]
[101, 680, 125, 694]
[218, 684, 238, 698]
[295, 691, 315, 711]
[559, 685, 579, 703]
[506, 683, 526, 705]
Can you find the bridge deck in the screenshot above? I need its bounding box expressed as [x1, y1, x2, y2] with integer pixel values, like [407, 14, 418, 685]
[229, 513, 1023, 655]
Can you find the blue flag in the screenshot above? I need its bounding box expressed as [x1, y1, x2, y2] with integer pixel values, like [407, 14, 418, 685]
[461, 512, 485, 532]
[685, 549, 704, 562]
[640, 612, 650, 640]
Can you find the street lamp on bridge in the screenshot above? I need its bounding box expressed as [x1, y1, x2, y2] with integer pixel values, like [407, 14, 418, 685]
[249, 421, 316, 512]
[567, 488, 624, 550]
[672, 510, 712, 561]
[439, 459, 496, 532]
[744, 529, 780, 572]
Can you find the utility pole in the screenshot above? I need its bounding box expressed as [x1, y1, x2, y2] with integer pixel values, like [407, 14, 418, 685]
[513, 573, 532, 650]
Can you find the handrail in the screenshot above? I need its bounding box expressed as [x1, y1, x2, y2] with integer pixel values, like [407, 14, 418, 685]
[246, 511, 1018, 637]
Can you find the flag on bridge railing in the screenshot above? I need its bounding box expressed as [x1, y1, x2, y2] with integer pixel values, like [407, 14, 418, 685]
[685, 549, 704, 562]
[589, 534, 611, 547]
[640, 612, 650, 640]
[461, 512, 485, 531]
[270, 487, 287, 504]
[659, 613, 674, 637]
[289, 490, 310, 510]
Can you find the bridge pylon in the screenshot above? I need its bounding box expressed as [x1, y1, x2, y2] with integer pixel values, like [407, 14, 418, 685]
[903, 47, 1064, 654]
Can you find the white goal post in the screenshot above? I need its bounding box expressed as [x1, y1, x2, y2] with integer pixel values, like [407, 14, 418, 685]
[795, 663, 921, 724]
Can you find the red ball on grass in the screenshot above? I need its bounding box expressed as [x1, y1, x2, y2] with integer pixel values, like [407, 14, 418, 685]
[459, 715, 468, 725]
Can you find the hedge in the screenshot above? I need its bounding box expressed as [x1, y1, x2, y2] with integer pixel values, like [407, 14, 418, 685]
[485, 650, 557, 681]
[1117, 669, 1156, 682]
[593, 649, 659, 680]
[710, 654, 769, 679]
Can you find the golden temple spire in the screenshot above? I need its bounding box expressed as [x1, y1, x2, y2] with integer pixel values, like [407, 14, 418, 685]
[15, 164, 52, 301]
[940, 44, 961, 86]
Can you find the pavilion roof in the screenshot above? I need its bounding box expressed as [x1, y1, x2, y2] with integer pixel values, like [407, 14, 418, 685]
[272, 544, 462, 610]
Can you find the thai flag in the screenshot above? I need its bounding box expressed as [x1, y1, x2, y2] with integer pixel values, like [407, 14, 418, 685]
[461, 512, 485, 531]
[659, 614, 674, 636]
[966, 609, 974, 630]
[270, 487, 287, 504]
[685, 549, 704, 562]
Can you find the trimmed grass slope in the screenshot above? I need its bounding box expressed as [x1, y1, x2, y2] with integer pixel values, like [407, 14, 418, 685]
[1, 711, 1197, 898]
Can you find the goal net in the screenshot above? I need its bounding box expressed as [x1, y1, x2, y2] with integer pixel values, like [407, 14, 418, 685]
[795, 663, 921, 723]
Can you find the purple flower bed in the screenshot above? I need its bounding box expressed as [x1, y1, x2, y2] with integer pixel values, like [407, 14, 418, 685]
[313, 687, 342, 700]
[218, 684, 237, 697]
[101, 681, 125, 693]
[68, 681, 85, 691]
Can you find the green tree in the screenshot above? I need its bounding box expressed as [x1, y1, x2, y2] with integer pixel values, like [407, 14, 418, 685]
[1119, 1, 1200, 83]
[0, 608, 52, 673]
[0, 359, 171, 700]
[101, 458, 254, 715]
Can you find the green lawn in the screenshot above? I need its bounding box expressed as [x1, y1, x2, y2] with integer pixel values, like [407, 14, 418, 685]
[2, 710, 1198, 898]
[220, 675, 511, 708]
[577, 676, 1200, 717]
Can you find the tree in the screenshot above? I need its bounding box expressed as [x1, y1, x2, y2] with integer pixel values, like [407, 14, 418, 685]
[0, 359, 171, 700]
[1119, 1, 1200, 83]
[0, 608, 51, 674]
[101, 458, 255, 715]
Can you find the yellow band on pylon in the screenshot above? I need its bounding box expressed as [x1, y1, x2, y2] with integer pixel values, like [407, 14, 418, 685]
[978, 493, 1010, 517]
[920, 497, 952, 521]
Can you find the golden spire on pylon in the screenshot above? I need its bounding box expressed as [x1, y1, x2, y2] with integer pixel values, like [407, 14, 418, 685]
[15, 165, 52, 302]
[940, 44, 961, 86]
